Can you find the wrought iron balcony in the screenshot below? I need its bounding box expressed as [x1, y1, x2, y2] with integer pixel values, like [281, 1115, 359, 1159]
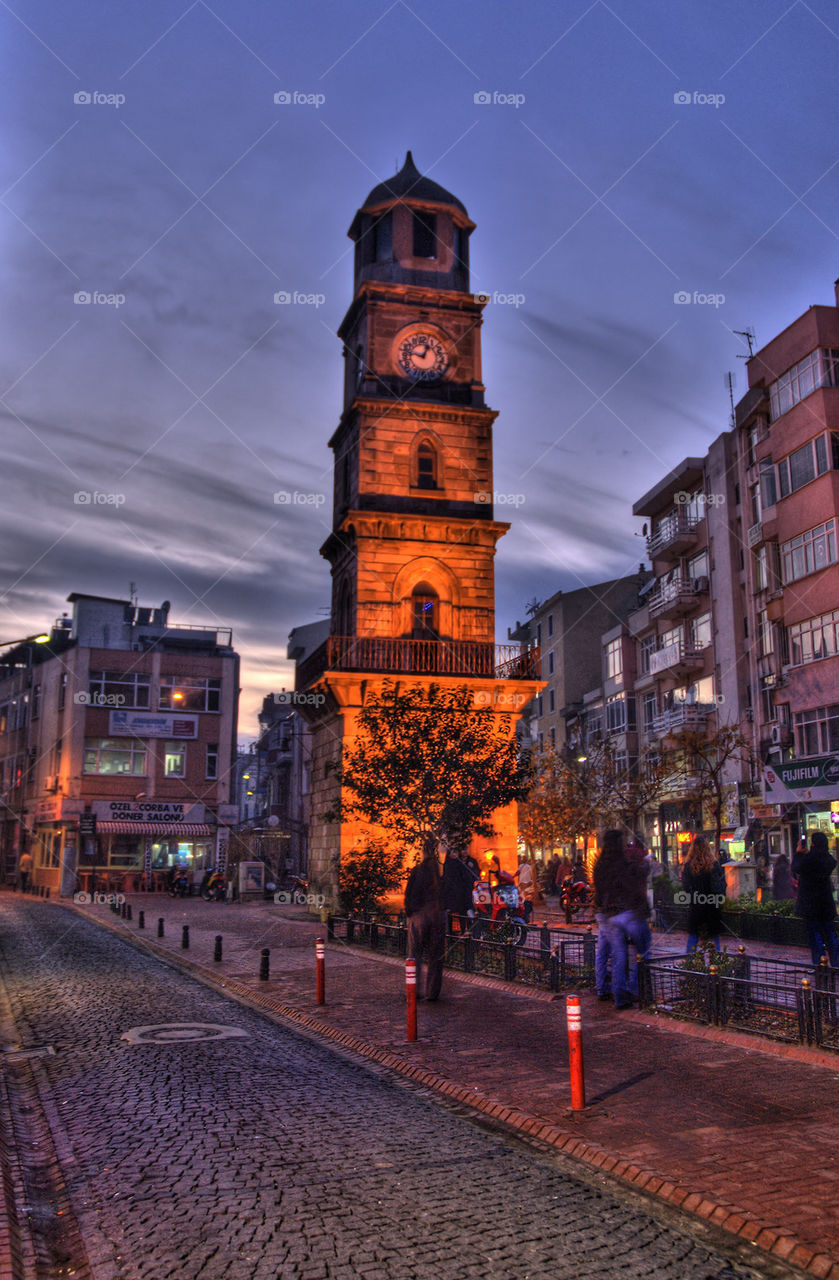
[651, 703, 717, 736]
[646, 513, 700, 559]
[295, 635, 541, 691]
[648, 576, 707, 622]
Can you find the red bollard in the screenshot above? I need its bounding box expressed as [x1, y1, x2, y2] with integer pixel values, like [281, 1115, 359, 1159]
[566, 995, 585, 1110]
[316, 937, 325, 1005]
[406, 958, 417, 1042]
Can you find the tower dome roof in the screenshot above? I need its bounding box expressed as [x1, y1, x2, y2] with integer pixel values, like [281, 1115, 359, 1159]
[360, 151, 468, 217]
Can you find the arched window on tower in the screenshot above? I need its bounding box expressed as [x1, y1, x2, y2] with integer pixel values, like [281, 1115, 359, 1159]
[415, 441, 438, 490]
[336, 579, 354, 638]
[411, 583, 439, 639]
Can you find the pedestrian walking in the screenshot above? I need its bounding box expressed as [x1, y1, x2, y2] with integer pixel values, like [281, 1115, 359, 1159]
[440, 849, 476, 932]
[592, 830, 650, 1009]
[771, 852, 794, 901]
[17, 851, 33, 893]
[682, 835, 724, 953]
[792, 832, 839, 967]
[405, 842, 446, 1001]
[516, 856, 535, 923]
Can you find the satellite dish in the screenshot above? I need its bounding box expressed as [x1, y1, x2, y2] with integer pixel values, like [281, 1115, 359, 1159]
[267, 815, 280, 827]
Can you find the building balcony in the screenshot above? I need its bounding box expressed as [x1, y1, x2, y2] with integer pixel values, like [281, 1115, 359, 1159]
[648, 576, 708, 623]
[295, 635, 541, 691]
[649, 641, 706, 679]
[748, 522, 764, 548]
[651, 702, 717, 737]
[647, 513, 700, 559]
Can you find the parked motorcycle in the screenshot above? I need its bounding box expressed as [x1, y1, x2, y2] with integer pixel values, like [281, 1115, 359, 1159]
[468, 879, 528, 946]
[167, 869, 190, 898]
[560, 875, 593, 918]
[200, 870, 227, 902]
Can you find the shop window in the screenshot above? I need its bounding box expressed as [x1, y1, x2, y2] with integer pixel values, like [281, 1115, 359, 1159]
[164, 741, 186, 778]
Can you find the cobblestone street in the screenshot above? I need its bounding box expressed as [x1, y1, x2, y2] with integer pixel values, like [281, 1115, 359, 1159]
[0, 898, 783, 1280]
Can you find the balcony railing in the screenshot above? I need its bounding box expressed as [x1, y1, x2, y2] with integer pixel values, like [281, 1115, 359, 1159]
[296, 635, 541, 691]
[649, 641, 706, 677]
[647, 513, 700, 558]
[648, 576, 706, 621]
[651, 703, 717, 735]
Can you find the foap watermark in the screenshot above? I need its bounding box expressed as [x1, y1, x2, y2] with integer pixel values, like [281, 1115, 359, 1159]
[74, 891, 126, 906]
[475, 689, 529, 710]
[273, 290, 326, 307]
[673, 90, 725, 108]
[74, 691, 126, 707]
[74, 90, 126, 108]
[73, 491, 126, 507]
[474, 491, 526, 508]
[474, 90, 525, 108]
[273, 90, 325, 108]
[274, 890, 326, 907]
[273, 490, 327, 507]
[674, 490, 726, 507]
[674, 290, 725, 308]
[473, 291, 526, 308]
[673, 890, 725, 907]
[74, 290, 125, 308]
[273, 690, 326, 708]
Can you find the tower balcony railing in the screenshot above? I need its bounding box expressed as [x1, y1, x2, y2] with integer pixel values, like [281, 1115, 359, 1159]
[295, 635, 540, 691]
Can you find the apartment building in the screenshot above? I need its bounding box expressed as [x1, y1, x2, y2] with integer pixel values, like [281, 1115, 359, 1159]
[0, 593, 239, 894]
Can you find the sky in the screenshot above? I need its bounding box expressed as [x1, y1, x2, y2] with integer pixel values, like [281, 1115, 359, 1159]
[2, 0, 838, 741]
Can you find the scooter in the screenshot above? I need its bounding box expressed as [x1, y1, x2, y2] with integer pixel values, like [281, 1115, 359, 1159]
[560, 875, 593, 918]
[468, 879, 529, 946]
[200, 870, 227, 902]
[167, 869, 190, 898]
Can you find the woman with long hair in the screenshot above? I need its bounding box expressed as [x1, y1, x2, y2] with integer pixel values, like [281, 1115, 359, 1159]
[682, 834, 724, 953]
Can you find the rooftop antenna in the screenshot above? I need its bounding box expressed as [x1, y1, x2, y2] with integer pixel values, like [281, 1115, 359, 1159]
[129, 581, 138, 607]
[725, 371, 736, 428]
[525, 597, 543, 617]
[734, 328, 755, 359]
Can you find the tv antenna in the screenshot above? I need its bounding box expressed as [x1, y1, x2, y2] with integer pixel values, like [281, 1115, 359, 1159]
[129, 581, 138, 607]
[725, 371, 736, 428]
[734, 328, 755, 359]
[525, 597, 543, 617]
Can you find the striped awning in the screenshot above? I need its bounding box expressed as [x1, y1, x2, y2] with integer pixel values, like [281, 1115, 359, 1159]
[97, 823, 215, 836]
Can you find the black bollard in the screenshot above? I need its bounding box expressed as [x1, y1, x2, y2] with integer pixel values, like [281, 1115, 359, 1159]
[45, 887, 50, 899]
[157, 917, 164, 938]
[259, 948, 270, 981]
[138, 909, 145, 929]
[214, 935, 223, 962]
[181, 924, 189, 950]
[126, 903, 132, 922]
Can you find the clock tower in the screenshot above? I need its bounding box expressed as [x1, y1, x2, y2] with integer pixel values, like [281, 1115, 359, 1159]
[296, 153, 541, 900]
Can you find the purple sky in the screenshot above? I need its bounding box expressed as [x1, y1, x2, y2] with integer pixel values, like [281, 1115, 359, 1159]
[2, 0, 838, 740]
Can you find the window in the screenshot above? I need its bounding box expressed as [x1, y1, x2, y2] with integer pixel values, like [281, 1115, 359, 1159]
[688, 549, 709, 581]
[691, 613, 712, 649]
[15, 696, 27, 729]
[549, 726, 556, 749]
[759, 462, 777, 509]
[548, 651, 554, 676]
[788, 610, 839, 666]
[164, 741, 186, 778]
[638, 635, 655, 675]
[757, 608, 774, 657]
[769, 349, 839, 420]
[754, 545, 768, 592]
[606, 694, 626, 734]
[0, 704, 7, 734]
[206, 743, 219, 780]
[605, 638, 622, 679]
[547, 615, 554, 637]
[642, 691, 657, 732]
[59, 674, 67, 711]
[794, 704, 839, 757]
[415, 442, 438, 489]
[411, 583, 438, 637]
[373, 212, 392, 262]
[83, 738, 147, 775]
[159, 676, 221, 712]
[89, 670, 151, 709]
[548, 689, 555, 714]
[412, 211, 436, 259]
[781, 520, 837, 583]
[31, 685, 41, 720]
[776, 434, 833, 499]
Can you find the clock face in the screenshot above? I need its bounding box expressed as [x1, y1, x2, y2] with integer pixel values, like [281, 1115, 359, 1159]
[397, 332, 448, 382]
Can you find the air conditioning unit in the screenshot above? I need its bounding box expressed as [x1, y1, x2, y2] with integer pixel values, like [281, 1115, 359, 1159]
[769, 724, 791, 746]
[693, 575, 710, 593]
[44, 774, 59, 792]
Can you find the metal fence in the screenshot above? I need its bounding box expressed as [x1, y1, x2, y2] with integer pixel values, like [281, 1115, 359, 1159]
[640, 951, 839, 1049]
[327, 915, 601, 993]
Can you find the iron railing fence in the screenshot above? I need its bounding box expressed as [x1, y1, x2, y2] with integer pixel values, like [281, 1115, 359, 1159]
[640, 952, 839, 1048]
[327, 915, 600, 992]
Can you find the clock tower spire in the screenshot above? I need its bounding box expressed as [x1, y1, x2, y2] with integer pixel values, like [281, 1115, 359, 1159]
[296, 154, 541, 900]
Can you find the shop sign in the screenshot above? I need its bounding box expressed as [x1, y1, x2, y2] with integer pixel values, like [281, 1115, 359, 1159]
[92, 800, 206, 825]
[79, 812, 97, 838]
[108, 710, 198, 739]
[216, 805, 239, 826]
[764, 756, 839, 804]
[35, 798, 84, 825]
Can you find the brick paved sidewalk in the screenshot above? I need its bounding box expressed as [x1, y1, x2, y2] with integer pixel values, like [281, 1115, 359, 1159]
[55, 894, 839, 1279]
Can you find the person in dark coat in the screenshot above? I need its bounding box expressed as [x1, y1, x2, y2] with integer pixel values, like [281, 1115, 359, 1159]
[440, 851, 476, 930]
[593, 830, 650, 1009]
[405, 844, 446, 1001]
[682, 835, 724, 952]
[792, 832, 839, 966]
[772, 852, 794, 901]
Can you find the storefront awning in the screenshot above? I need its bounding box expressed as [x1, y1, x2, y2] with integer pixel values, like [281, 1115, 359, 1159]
[96, 823, 216, 836]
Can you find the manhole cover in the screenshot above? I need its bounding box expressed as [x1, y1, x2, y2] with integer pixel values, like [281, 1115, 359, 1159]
[120, 1023, 249, 1045]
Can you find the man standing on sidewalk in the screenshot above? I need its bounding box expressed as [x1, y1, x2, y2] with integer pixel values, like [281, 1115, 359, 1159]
[405, 841, 446, 1002]
[17, 851, 33, 893]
